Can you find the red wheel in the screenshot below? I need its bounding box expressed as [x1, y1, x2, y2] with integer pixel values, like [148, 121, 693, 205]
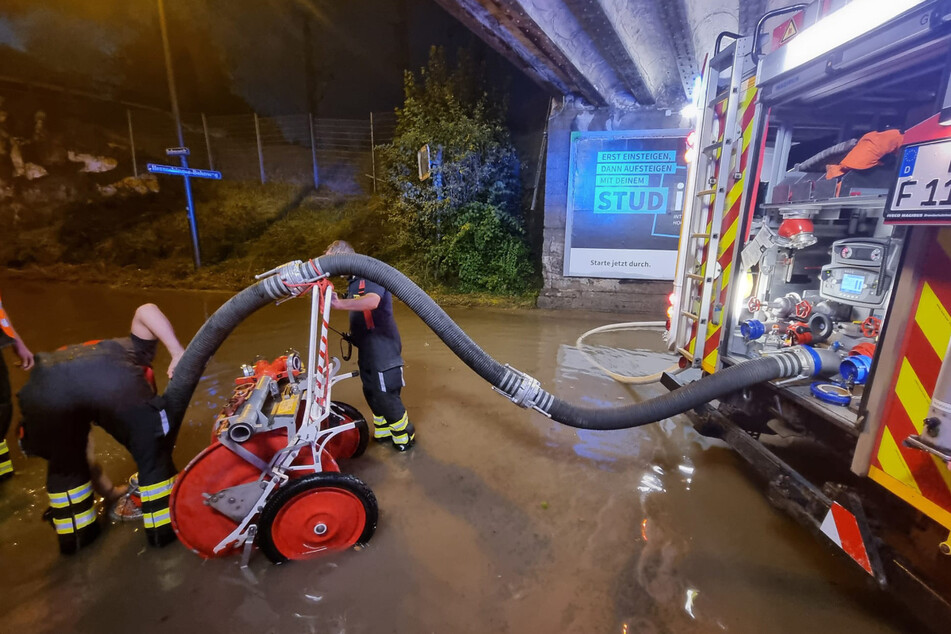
[170, 431, 339, 558]
[324, 401, 369, 460]
[861, 316, 882, 338]
[747, 297, 762, 313]
[795, 300, 812, 319]
[257, 472, 377, 563]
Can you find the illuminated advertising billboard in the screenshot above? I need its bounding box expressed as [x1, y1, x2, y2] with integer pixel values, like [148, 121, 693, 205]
[563, 129, 690, 279]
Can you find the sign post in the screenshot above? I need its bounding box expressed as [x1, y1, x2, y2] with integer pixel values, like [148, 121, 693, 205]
[157, 0, 202, 269]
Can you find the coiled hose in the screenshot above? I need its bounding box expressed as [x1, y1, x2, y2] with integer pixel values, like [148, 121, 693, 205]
[163, 255, 817, 433]
[575, 321, 684, 385]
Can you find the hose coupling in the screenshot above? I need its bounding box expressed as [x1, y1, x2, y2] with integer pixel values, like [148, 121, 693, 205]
[775, 344, 840, 379]
[256, 260, 320, 300]
[492, 364, 555, 417]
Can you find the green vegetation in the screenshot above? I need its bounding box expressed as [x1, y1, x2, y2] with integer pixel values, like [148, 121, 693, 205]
[377, 47, 535, 295]
[2, 48, 538, 307]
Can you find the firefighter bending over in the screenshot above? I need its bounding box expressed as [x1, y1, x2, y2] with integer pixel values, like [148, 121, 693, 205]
[17, 303, 185, 553]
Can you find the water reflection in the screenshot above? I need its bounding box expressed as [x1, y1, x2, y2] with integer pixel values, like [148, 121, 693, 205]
[0, 281, 913, 634]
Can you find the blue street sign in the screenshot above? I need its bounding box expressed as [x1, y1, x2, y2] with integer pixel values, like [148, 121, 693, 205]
[147, 163, 222, 179]
[166, 146, 190, 156]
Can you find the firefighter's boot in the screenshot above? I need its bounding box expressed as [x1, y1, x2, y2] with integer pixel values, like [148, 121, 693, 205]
[140, 474, 177, 547]
[48, 481, 101, 554]
[0, 439, 12, 481]
[372, 415, 391, 443]
[388, 412, 415, 452]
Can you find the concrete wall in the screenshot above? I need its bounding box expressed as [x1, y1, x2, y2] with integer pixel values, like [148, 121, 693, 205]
[538, 98, 691, 315]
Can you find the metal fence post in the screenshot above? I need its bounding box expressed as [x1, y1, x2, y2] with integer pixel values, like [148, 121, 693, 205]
[201, 112, 214, 171]
[309, 113, 319, 190]
[253, 112, 265, 184]
[126, 109, 138, 178]
[369, 112, 377, 193]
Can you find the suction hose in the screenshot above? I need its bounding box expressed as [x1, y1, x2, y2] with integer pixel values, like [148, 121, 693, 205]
[163, 255, 834, 433]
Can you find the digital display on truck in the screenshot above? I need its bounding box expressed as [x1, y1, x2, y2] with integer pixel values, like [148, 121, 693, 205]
[841, 273, 865, 294]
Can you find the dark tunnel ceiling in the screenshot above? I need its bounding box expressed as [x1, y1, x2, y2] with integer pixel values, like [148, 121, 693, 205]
[432, 0, 799, 108]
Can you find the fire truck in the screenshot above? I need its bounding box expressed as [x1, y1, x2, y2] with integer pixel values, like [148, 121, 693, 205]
[666, 0, 951, 626]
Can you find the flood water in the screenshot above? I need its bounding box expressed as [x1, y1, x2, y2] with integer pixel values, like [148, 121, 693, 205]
[0, 278, 913, 633]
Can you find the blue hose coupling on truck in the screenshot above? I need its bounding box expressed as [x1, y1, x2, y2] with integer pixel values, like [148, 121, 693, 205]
[740, 319, 766, 341]
[840, 355, 872, 385]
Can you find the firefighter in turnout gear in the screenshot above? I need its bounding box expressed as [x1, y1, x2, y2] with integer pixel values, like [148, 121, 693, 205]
[0, 288, 34, 481]
[325, 241, 415, 451]
[17, 303, 185, 553]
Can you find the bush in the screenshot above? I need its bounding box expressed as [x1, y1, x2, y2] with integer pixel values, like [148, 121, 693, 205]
[377, 47, 533, 295]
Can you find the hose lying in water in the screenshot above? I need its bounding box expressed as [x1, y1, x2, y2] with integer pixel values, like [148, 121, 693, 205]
[163, 255, 837, 433]
[575, 321, 684, 385]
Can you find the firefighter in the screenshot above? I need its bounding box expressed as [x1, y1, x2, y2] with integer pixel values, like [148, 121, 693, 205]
[17, 303, 185, 553]
[0, 288, 34, 481]
[325, 241, 415, 451]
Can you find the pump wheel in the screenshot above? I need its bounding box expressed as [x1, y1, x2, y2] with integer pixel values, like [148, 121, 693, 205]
[324, 401, 369, 460]
[170, 431, 339, 558]
[257, 472, 378, 563]
[747, 297, 762, 313]
[861, 316, 882, 338]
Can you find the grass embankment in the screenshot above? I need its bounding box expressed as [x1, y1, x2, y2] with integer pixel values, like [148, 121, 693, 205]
[1, 181, 537, 308]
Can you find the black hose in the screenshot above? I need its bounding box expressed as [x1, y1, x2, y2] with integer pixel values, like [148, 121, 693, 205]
[163, 255, 808, 432]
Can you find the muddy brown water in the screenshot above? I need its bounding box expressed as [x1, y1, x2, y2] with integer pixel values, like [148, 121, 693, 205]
[0, 279, 912, 633]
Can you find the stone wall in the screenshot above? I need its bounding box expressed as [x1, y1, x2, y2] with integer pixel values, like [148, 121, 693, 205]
[537, 98, 691, 316]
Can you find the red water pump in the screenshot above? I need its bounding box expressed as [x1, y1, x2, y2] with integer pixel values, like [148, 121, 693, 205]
[168, 279, 376, 564]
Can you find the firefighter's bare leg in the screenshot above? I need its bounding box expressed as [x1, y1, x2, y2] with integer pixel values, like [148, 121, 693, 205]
[86, 433, 127, 503]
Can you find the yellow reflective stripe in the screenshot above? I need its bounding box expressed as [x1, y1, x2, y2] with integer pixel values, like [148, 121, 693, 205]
[373, 428, 391, 438]
[74, 507, 97, 530]
[895, 358, 931, 434]
[48, 491, 70, 508]
[53, 517, 75, 535]
[870, 465, 951, 530]
[389, 413, 409, 432]
[67, 482, 93, 504]
[373, 416, 386, 426]
[140, 476, 176, 502]
[0, 439, 8, 452]
[143, 508, 171, 529]
[877, 427, 921, 493]
[0, 460, 12, 475]
[915, 283, 951, 358]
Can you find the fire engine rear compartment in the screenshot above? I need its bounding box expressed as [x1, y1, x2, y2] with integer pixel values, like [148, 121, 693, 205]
[720, 32, 951, 436]
[674, 12, 951, 631]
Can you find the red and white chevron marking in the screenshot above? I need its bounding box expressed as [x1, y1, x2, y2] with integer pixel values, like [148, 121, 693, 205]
[819, 502, 873, 576]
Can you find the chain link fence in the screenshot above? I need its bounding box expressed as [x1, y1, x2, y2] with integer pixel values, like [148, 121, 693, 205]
[130, 110, 396, 195]
[0, 78, 396, 197]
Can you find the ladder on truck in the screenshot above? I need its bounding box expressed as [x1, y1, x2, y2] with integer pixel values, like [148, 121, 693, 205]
[670, 36, 756, 370]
